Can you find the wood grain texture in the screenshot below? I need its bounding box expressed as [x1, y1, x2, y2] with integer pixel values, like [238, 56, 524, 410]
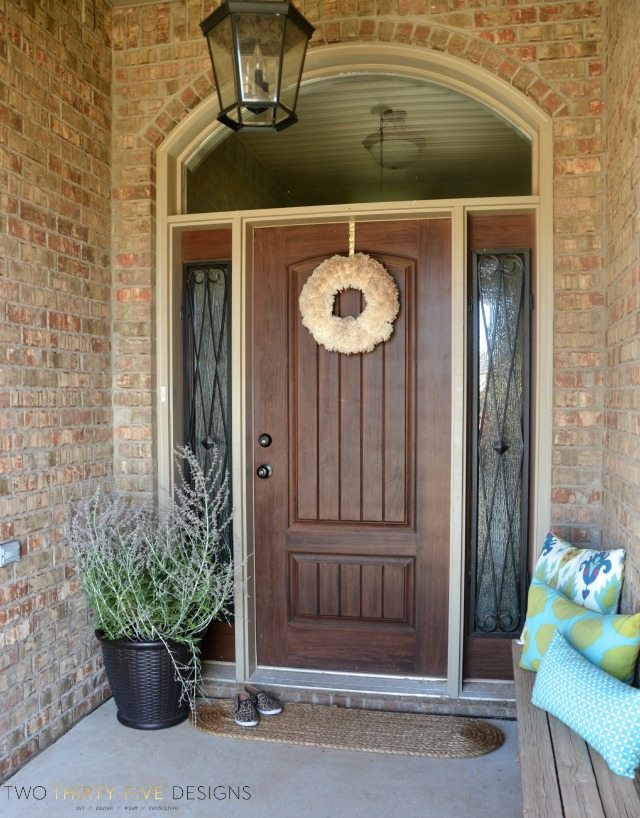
[512, 642, 564, 818]
[254, 219, 451, 675]
[289, 555, 414, 624]
[201, 621, 235, 662]
[589, 747, 640, 818]
[548, 715, 606, 818]
[290, 258, 413, 525]
[181, 228, 232, 261]
[464, 637, 514, 681]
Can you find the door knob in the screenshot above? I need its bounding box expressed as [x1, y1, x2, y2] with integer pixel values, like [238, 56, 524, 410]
[258, 433, 272, 448]
[256, 464, 272, 479]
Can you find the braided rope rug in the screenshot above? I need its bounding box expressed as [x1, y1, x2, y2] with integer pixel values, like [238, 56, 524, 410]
[194, 701, 503, 758]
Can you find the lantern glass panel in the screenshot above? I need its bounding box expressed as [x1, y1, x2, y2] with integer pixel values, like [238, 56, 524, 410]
[235, 13, 284, 107]
[241, 106, 277, 128]
[278, 18, 308, 112]
[205, 14, 237, 115]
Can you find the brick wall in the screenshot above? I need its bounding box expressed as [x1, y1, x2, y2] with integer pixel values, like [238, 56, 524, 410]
[0, 0, 112, 780]
[604, 0, 640, 613]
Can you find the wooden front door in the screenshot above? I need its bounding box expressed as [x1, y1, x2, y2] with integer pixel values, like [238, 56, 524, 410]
[253, 219, 451, 676]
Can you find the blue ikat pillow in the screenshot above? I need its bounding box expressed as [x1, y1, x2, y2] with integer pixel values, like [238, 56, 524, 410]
[532, 630, 640, 779]
[533, 533, 625, 614]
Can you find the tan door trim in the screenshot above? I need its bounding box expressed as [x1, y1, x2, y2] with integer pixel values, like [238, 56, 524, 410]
[155, 25, 552, 702]
[161, 197, 543, 700]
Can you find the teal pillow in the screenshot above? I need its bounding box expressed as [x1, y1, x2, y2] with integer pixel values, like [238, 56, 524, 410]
[532, 630, 640, 779]
[533, 532, 625, 613]
[520, 580, 640, 682]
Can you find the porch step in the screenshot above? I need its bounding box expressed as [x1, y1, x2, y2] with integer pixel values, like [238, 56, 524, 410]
[200, 662, 515, 719]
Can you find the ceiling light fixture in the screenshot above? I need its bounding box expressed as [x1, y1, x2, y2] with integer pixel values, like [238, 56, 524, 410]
[200, 1, 315, 132]
[362, 109, 426, 170]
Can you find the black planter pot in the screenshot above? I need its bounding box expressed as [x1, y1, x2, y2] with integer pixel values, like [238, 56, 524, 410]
[97, 632, 191, 729]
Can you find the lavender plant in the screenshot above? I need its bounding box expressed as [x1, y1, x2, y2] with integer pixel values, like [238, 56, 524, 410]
[67, 445, 234, 715]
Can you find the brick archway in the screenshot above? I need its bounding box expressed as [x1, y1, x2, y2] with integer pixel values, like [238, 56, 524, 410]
[135, 28, 566, 153]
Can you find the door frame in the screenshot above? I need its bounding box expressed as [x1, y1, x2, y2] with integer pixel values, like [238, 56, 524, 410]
[155, 44, 554, 700]
[160, 197, 546, 700]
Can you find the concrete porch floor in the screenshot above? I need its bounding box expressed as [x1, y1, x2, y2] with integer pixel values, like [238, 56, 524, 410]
[3, 698, 523, 818]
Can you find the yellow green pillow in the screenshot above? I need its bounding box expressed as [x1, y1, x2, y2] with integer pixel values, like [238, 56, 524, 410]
[520, 580, 640, 683]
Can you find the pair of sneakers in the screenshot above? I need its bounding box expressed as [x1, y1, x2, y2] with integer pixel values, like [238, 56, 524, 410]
[234, 685, 282, 728]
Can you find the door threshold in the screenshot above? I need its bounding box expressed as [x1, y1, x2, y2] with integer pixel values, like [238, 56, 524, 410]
[201, 661, 515, 719]
[251, 666, 449, 698]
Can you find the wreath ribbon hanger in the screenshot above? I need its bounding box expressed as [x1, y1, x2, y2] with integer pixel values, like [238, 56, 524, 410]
[298, 220, 400, 355]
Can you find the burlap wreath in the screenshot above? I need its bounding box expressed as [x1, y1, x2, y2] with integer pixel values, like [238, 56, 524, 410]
[299, 253, 400, 355]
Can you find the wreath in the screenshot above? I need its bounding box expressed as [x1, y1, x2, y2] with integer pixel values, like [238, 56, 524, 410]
[299, 253, 400, 355]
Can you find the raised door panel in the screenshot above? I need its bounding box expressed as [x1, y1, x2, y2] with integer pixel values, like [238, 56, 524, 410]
[289, 255, 415, 526]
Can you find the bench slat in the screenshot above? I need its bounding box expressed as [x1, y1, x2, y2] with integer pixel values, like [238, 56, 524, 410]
[513, 640, 640, 818]
[588, 746, 640, 818]
[548, 715, 606, 818]
[512, 642, 565, 817]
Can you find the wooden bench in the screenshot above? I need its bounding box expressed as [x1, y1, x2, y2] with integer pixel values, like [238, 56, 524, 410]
[512, 641, 640, 818]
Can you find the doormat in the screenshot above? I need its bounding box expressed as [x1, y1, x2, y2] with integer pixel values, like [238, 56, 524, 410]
[194, 701, 504, 759]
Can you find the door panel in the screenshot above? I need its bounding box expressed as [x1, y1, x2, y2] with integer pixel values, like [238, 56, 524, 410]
[253, 220, 451, 676]
[289, 253, 414, 526]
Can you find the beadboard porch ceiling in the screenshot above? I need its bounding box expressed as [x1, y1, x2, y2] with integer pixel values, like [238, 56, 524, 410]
[192, 73, 532, 206]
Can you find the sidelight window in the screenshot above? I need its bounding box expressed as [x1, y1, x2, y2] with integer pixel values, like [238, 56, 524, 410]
[182, 261, 233, 563]
[468, 250, 531, 637]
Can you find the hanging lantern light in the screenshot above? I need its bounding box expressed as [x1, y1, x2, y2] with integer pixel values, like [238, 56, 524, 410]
[200, 1, 315, 132]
